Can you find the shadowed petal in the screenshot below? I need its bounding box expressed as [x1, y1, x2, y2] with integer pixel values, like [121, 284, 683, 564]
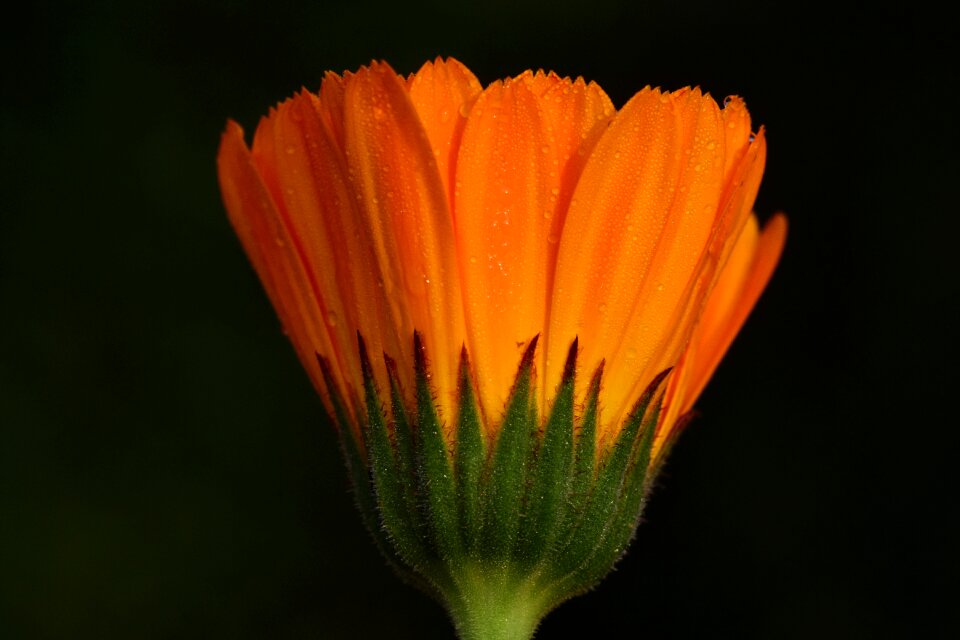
[218, 120, 358, 427]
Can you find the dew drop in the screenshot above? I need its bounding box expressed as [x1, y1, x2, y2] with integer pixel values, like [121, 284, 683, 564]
[626, 347, 638, 360]
[327, 312, 338, 327]
[285, 145, 296, 155]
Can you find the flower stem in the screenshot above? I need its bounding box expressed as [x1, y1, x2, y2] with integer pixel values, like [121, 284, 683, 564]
[444, 565, 548, 640]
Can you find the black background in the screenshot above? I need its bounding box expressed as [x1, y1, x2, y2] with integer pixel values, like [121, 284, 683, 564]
[2, 1, 956, 638]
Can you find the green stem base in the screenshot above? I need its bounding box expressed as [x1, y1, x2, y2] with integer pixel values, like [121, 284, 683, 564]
[444, 565, 548, 640]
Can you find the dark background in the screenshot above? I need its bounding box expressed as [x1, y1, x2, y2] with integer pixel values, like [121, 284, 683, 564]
[2, 1, 956, 638]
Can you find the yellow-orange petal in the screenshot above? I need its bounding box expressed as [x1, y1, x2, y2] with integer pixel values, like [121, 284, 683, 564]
[407, 57, 483, 210]
[454, 72, 614, 427]
[218, 120, 356, 427]
[342, 61, 466, 431]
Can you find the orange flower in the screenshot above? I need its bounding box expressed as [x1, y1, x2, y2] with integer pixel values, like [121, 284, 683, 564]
[217, 57, 785, 460]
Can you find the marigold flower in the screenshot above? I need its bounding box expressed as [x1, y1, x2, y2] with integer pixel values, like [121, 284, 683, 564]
[218, 57, 785, 640]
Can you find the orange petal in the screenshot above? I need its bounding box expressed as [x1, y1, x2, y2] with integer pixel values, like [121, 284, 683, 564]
[613, 101, 767, 439]
[685, 213, 787, 409]
[654, 213, 786, 457]
[548, 88, 732, 439]
[254, 92, 406, 410]
[343, 62, 466, 431]
[603, 90, 729, 427]
[454, 72, 614, 427]
[315, 71, 348, 155]
[217, 120, 356, 426]
[720, 96, 753, 181]
[407, 57, 483, 210]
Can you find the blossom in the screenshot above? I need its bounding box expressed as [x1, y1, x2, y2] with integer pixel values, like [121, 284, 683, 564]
[217, 57, 785, 639]
[218, 57, 782, 451]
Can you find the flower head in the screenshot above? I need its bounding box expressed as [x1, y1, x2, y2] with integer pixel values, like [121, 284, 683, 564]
[218, 57, 783, 457]
[217, 57, 785, 638]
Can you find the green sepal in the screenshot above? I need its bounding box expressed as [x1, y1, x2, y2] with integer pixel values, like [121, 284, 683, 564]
[453, 347, 485, 553]
[515, 338, 577, 568]
[358, 335, 433, 573]
[480, 336, 539, 563]
[413, 331, 461, 562]
[316, 354, 433, 595]
[547, 367, 672, 582]
[383, 353, 425, 547]
[544, 380, 667, 606]
[562, 359, 603, 528]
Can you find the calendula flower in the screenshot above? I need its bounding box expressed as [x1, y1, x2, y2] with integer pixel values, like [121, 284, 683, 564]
[218, 57, 785, 640]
